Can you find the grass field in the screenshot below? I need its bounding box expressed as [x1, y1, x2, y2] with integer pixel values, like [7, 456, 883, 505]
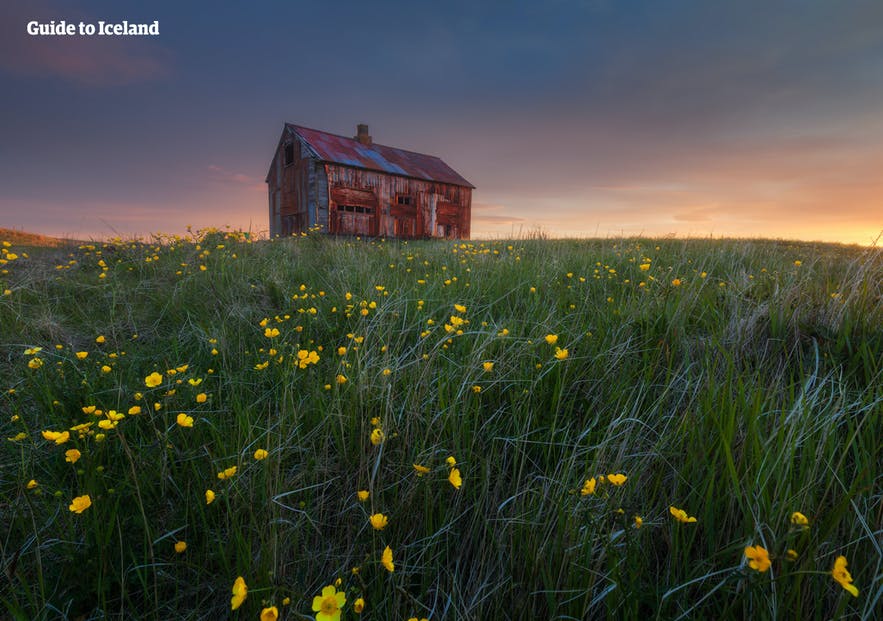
[1, 230, 880, 620]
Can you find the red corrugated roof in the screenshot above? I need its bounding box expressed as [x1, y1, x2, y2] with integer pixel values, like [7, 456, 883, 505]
[286, 123, 474, 188]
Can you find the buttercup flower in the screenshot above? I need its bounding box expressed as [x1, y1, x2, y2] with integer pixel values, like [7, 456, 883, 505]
[27, 479, 38, 489]
[205, 489, 216, 505]
[554, 347, 569, 360]
[260, 606, 278, 621]
[231, 576, 247, 610]
[634, 515, 643, 528]
[312, 584, 346, 621]
[65, 449, 82, 463]
[357, 490, 369, 502]
[448, 468, 462, 489]
[69, 494, 92, 514]
[669, 506, 697, 523]
[831, 556, 859, 597]
[744, 545, 771, 572]
[482, 361, 494, 372]
[370, 428, 384, 446]
[381, 545, 395, 572]
[790, 511, 809, 527]
[607, 473, 627, 486]
[75, 351, 88, 360]
[254, 448, 268, 460]
[176, 413, 194, 428]
[175, 541, 187, 553]
[545, 334, 558, 345]
[353, 597, 365, 613]
[195, 393, 207, 403]
[264, 327, 280, 338]
[580, 477, 597, 496]
[145, 372, 163, 388]
[217, 466, 237, 480]
[369, 513, 388, 530]
[413, 463, 430, 476]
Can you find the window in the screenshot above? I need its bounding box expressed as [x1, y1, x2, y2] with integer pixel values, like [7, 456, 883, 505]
[339, 205, 374, 214]
[396, 195, 413, 206]
[284, 142, 294, 166]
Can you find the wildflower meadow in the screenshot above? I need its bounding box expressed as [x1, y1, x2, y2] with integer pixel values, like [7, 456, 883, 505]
[1, 230, 880, 619]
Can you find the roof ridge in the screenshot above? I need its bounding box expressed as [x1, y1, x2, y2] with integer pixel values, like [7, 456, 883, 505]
[286, 123, 446, 161]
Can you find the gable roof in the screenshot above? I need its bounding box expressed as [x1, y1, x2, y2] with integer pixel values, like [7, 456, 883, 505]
[283, 123, 474, 188]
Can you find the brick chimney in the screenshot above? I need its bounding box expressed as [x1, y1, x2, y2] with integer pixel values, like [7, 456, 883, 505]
[355, 124, 372, 145]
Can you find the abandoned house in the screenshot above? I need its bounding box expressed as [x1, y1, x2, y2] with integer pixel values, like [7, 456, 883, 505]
[266, 123, 474, 239]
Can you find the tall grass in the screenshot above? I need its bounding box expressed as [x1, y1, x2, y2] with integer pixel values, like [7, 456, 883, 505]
[1, 232, 880, 620]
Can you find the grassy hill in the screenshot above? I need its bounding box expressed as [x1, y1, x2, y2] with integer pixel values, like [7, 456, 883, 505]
[1, 230, 880, 620]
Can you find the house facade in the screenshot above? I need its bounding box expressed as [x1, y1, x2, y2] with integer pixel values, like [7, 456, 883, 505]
[266, 124, 474, 239]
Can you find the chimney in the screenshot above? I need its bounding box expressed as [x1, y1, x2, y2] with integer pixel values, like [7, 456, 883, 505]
[355, 124, 372, 145]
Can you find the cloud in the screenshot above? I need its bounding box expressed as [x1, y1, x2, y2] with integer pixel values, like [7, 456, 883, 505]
[0, 1, 169, 85]
[207, 165, 265, 193]
[471, 202, 527, 226]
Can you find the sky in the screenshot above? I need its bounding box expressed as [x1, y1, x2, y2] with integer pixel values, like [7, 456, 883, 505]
[1, 0, 882, 245]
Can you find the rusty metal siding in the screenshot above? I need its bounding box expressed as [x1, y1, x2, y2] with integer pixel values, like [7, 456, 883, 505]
[323, 163, 471, 239]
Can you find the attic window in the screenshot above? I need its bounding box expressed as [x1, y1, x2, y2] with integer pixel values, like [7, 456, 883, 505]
[396, 195, 413, 206]
[284, 142, 294, 166]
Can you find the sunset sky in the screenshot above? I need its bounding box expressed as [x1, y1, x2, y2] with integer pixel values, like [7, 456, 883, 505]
[1, 1, 882, 245]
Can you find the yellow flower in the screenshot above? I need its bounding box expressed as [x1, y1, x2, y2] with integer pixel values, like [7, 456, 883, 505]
[369, 513, 388, 530]
[353, 597, 365, 613]
[472, 385, 482, 394]
[260, 606, 278, 621]
[357, 489, 370, 502]
[176, 413, 194, 428]
[413, 463, 430, 476]
[831, 555, 859, 597]
[312, 584, 346, 621]
[744, 545, 771, 572]
[95, 335, 105, 344]
[101, 365, 112, 374]
[669, 506, 697, 523]
[8, 432, 27, 442]
[790, 511, 809, 527]
[337, 346, 347, 356]
[454, 303, 467, 313]
[254, 448, 268, 461]
[336, 374, 348, 384]
[217, 466, 237, 480]
[264, 327, 280, 338]
[639, 263, 651, 271]
[174, 541, 187, 554]
[544, 334, 558, 345]
[65, 449, 82, 463]
[446, 456, 457, 467]
[794, 260, 802, 267]
[231, 576, 247, 610]
[205, 489, 216, 505]
[448, 468, 462, 489]
[580, 478, 597, 495]
[27, 479, 38, 489]
[145, 372, 163, 388]
[75, 351, 89, 360]
[482, 361, 494, 373]
[554, 347, 569, 360]
[607, 473, 627, 486]
[785, 549, 798, 561]
[28, 358, 43, 369]
[671, 278, 682, 286]
[42, 430, 70, 445]
[634, 515, 643, 529]
[128, 405, 141, 415]
[381, 545, 395, 572]
[69, 494, 92, 514]
[195, 393, 207, 403]
[370, 428, 385, 446]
